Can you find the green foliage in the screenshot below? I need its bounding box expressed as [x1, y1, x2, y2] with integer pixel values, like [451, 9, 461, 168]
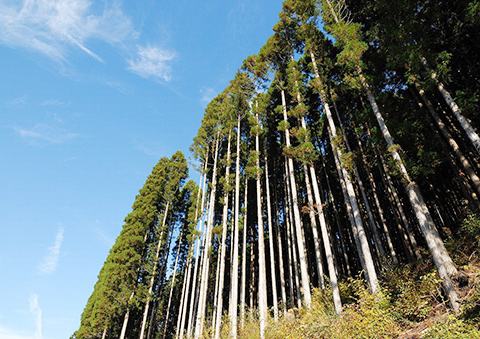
[380, 265, 441, 324]
[461, 213, 480, 248]
[340, 151, 354, 173]
[261, 280, 399, 339]
[467, 1, 480, 22]
[277, 119, 290, 132]
[422, 315, 480, 339]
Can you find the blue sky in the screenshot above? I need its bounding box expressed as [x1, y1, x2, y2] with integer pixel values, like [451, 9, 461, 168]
[0, 1, 283, 338]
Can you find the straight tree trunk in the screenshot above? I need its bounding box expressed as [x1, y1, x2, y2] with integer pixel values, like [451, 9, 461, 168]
[254, 106, 268, 338]
[274, 194, 288, 313]
[162, 230, 184, 339]
[293, 64, 325, 289]
[239, 176, 248, 330]
[283, 169, 295, 304]
[413, 80, 480, 200]
[177, 169, 205, 339]
[119, 298, 132, 339]
[358, 71, 459, 310]
[303, 165, 325, 288]
[101, 325, 107, 339]
[213, 132, 232, 339]
[326, 107, 378, 292]
[230, 116, 241, 338]
[264, 152, 279, 321]
[186, 156, 209, 338]
[309, 166, 343, 314]
[322, 160, 351, 277]
[285, 160, 302, 309]
[353, 127, 399, 263]
[194, 134, 221, 338]
[332, 102, 386, 258]
[375, 147, 419, 261]
[420, 56, 480, 156]
[280, 88, 312, 307]
[309, 49, 378, 292]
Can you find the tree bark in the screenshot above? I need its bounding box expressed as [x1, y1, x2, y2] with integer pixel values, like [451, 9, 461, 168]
[264, 152, 279, 321]
[194, 134, 221, 338]
[280, 87, 312, 307]
[239, 176, 248, 330]
[359, 73, 459, 310]
[213, 132, 232, 339]
[420, 56, 480, 156]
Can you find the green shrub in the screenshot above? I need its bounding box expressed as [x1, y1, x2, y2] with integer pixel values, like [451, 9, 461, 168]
[380, 264, 440, 324]
[422, 315, 480, 339]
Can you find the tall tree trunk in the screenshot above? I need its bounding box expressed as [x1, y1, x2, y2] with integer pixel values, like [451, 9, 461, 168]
[283, 167, 295, 304]
[353, 127, 398, 263]
[119, 298, 132, 339]
[310, 49, 378, 292]
[326, 109, 378, 292]
[413, 80, 480, 201]
[239, 176, 248, 330]
[280, 88, 312, 307]
[332, 102, 386, 259]
[264, 152, 279, 322]
[293, 62, 325, 289]
[323, 160, 351, 277]
[285, 160, 302, 309]
[186, 157, 209, 338]
[254, 107, 268, 338]
[274, 190, 287, 313]
[309, 166, 343, 314]
[194, 134, 221, 338]
[213, 132, 232, 339]
[359, 71, 459, 309]
[230, 116, 241, 338]
[304, 164, 325, 288]
[375, 146, 419, 261]
[162, 230, 185, 339]
[177, 170, 205, 339]
[420, 56, 480, 156]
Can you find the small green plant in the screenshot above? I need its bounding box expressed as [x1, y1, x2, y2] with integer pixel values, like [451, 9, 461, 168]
[461, 213, 480, 244]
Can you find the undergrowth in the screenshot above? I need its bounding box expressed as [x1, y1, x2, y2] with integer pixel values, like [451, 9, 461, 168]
[202, 214, 480, 338]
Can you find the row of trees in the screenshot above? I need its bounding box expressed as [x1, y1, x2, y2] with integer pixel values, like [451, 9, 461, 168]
[75, 0, 479, 338]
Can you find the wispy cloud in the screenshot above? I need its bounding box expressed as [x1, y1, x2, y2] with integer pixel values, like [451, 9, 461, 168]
[14, 123, 80, 144]
[127, 45, 176, 82]
[200, 87, 217, 106]
[40, 99, 67, 106]
[0, 0, 135, 62]
[9, 95, 28, 106]
[38, 227, 64, 275]
[90, 221, 114, 247]
[133, 138, 166, 157]
[29, 294, 42, 339]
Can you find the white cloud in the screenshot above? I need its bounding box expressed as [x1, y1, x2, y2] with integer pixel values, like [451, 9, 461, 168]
[29, 294, 42, 339]
[14, 123, 80, 144]
[38, 227, 64, 274]
[127, 45, 176, 82]
[0, 0, 135, 62]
